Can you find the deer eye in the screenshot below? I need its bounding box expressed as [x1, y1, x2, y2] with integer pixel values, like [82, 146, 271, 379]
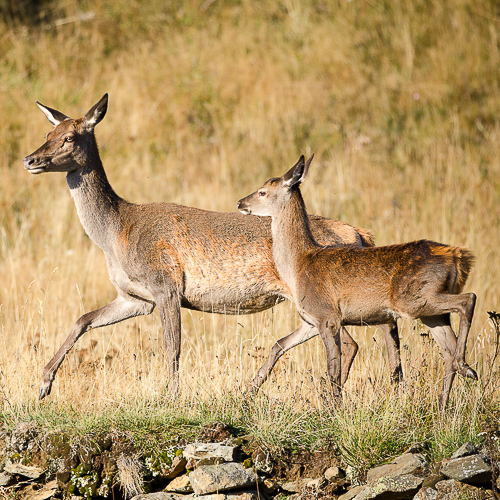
[258, 190, 266, 197]
[65, 135, 74, 142]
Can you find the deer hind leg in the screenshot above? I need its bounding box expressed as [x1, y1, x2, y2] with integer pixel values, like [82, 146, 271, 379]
[420, 292, 477, 379]
[40, 294, 154, 400]
[340, 327, 358, 386]
[155, 289, 182, 394]
[319, 317, 342, 400]
[247, 324, 356, 395]
[421, 303, 476, 409]
[451, 292, 477, 378]
[420, 314, 457, 409]
[378, 322, 402, 383]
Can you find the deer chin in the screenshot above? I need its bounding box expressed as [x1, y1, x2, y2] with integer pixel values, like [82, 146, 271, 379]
[25, 165, 47, 174]
[239, 207, 251, 215]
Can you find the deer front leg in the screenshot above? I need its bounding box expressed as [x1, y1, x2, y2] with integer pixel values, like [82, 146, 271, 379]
[247, 323, 357, 395]
[155, 290, 182, 394]
[40, 295, 154, 400]
[247, 321, 317, 395]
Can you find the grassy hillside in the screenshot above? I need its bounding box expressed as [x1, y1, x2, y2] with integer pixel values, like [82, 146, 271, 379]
[0, 0, 499, 474]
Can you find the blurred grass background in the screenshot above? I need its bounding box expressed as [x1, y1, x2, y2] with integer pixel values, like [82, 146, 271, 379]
[0, 0, 499, 469]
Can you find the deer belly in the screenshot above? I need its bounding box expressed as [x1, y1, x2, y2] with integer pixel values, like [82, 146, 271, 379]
[182, 269, 285, 314]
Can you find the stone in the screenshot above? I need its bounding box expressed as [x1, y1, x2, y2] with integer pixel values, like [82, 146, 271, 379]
[0, 472, 13, 486]
[183, 443, 240, 463]
[186, 457, 225, 469]
[440, 454, 492, 485]
[17, 480, 58, 500]
[196, 493, 260, 500]
[353, 474, 424, 500]
[434, 478, 494, 499]
[325, 465, 346, 481]
[131, 493, 184, 500]
[412, 487, 438, 500]
[259, 477, 279, 494]
[366, 454, 428, 483]
[165, 474, 193, 493]
[165, 456, 188, 479]
[404, 443, 430, 454]
[338, 485, 368, 500]
[4, 462, 46, 479]
[450, 442, 478, 459]
[189, 462, 258, 495]
[282, 477, 315, 493]
[306, 477, 328, 489]
[421, 473, 447, 489]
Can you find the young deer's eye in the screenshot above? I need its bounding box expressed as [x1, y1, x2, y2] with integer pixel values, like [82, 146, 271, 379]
[258, 190, 266, 197]
[65, 135, 74, 142]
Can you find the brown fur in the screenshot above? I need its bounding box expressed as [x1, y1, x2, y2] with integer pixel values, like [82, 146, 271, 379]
[23, 95, 379, 399]
[238, 155, 477, 408]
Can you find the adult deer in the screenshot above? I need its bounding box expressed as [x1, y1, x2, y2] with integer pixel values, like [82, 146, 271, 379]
[238, 155, 477, 408]
[23, 94, 400, 399]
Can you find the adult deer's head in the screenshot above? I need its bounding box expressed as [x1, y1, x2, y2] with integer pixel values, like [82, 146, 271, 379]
[23, 94, 108, 174]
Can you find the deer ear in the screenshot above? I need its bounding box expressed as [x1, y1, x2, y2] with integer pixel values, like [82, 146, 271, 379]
[83, 94, 108, 128]
[36, 101, 69, 127]
[282, 153, 313, 188]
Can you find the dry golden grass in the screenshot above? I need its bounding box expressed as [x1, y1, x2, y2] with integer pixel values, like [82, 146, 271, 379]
[0, 0, 499, 444]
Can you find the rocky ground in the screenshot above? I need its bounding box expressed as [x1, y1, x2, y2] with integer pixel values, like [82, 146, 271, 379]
[0, 422, 498, 500]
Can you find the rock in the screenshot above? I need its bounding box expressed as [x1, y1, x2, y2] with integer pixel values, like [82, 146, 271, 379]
[421, 473, 447, 489]
[404, 443, 430, 454]
[440, 454, 492, 484]
[165, 474, 193, 493]
[259, 477, 279, 494]
[131, 493, 184, 500]
[17, 480, 58, 500]
[0, 472, 13, 486]
[325, 466, 346, 481]
[353, 474, 424, 500]
[450, 442, 478, 459]
[435, 479, 493, 499]
[282, 478, 315, 493]
[184, 443, 240, 463]
[306, 477, 328, 489]
[4, 463, 46, 479]
[186, 456, 225, 469]
[366, 454, 428, 483]
[189, 462, 258, 495]
[413, 487, 438, 500]
[165, 456, 188, 479]
[338, 485, 368, 500]
[196, 493, 260, 500]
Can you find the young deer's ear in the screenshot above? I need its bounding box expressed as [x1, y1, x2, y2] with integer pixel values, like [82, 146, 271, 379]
[282, 153, 314, 188]
[35, 101, 69, 127]
[83, 94, 108, 129]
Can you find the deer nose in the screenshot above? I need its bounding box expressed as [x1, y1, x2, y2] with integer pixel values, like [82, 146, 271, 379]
[23, 156, 35, 168]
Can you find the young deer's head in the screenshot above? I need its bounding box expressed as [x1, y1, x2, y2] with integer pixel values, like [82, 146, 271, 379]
[23, 94, 108, 174]
[237, 154, 314, 217]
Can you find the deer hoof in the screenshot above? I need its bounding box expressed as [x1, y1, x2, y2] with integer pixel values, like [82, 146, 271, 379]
[39, 382, 52, 400]
[454, 361, 478, 380]
[464, 367, 478, 380]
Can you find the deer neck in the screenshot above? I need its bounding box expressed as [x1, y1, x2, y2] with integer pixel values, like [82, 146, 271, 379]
[66, 148, 125, 254]
[271, 190, 318, 295]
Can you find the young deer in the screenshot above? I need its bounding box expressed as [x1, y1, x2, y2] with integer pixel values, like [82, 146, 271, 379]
[238, 155, 477, 408]
[23, 95, 402, 399]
